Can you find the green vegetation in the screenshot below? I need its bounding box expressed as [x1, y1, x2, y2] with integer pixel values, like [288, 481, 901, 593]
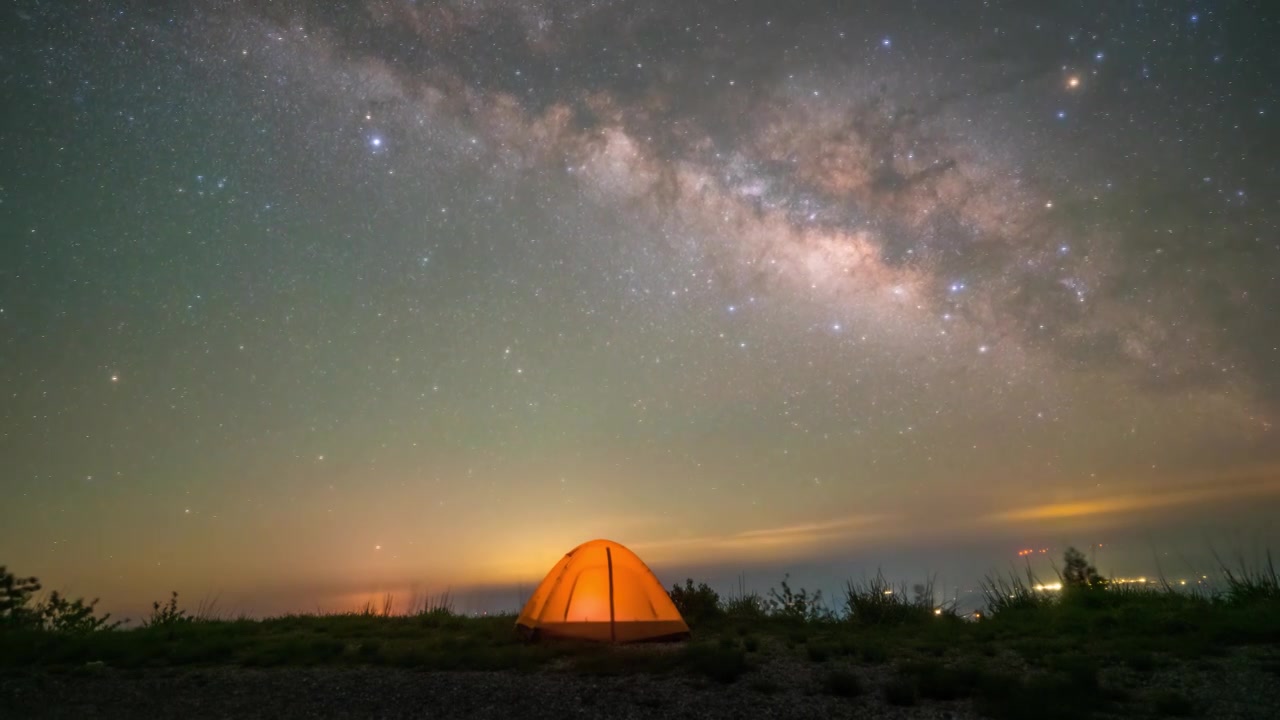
[822, 667, 864, 697]
[3, 548, 1279, 720]
[668, 579, 722, 625]
[845, 571, 949, 625]
[1, 566, 120, 634]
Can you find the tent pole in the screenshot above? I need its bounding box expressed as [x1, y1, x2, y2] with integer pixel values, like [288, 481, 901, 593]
[606, 546, 616, 642]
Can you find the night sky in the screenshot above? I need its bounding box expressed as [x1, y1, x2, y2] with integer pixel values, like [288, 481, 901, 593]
[2, 1, 1277, 616]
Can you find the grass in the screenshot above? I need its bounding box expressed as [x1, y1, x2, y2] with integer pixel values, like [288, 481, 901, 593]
[0, 612, 565, 672]
[845, 570, 948, 625]
[8, 584, 1260, 675]
[3, 550, 1279, 717]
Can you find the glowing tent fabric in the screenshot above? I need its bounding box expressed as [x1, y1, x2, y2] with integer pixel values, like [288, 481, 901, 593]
[516, 539, 690, 642]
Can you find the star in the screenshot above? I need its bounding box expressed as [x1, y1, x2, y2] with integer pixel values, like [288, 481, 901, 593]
[4, 0, 1277, 623]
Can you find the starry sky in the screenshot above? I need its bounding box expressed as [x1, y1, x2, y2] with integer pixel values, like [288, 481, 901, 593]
[2, 1, 1278, 616]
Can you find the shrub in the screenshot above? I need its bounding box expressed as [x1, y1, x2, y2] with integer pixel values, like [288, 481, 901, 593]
[1, 567, 119, 633]
[767, 575, 828, 623]
[668, 579, 722, 625]
[0, 567, 43, 629]
[34, 592, 121, 633]
[1061, 546, 1108, 591]
[144, 592, 192, 629]
[823, 668, 863, 697]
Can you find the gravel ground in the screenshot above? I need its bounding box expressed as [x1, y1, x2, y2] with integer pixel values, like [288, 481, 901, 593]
[2, 648, 1277, 720]
[0, 666, 972, 720]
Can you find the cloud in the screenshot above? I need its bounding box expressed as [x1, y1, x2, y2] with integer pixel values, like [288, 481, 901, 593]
[631, 514, 890, 563]
[989, 473, 1280, 524]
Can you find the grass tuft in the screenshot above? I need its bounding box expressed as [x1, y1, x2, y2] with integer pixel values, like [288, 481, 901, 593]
[1216, 550, 1280, 606]
[979, 563, 1052, 616]
[844, 571, 948, 625]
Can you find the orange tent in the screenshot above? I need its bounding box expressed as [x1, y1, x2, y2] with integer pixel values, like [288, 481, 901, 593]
[516, 539, 690, 642]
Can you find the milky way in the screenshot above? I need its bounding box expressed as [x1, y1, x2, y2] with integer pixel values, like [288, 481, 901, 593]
[1, 1, 1277, 613]
[220, 0, 1275, 398]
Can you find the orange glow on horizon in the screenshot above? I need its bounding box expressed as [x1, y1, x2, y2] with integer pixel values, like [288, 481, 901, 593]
[991, 475, 1280, 523]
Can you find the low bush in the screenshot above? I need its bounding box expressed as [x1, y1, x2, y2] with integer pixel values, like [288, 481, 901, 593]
[668, 579, 723, 626]
[822, 668, 863, 697]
